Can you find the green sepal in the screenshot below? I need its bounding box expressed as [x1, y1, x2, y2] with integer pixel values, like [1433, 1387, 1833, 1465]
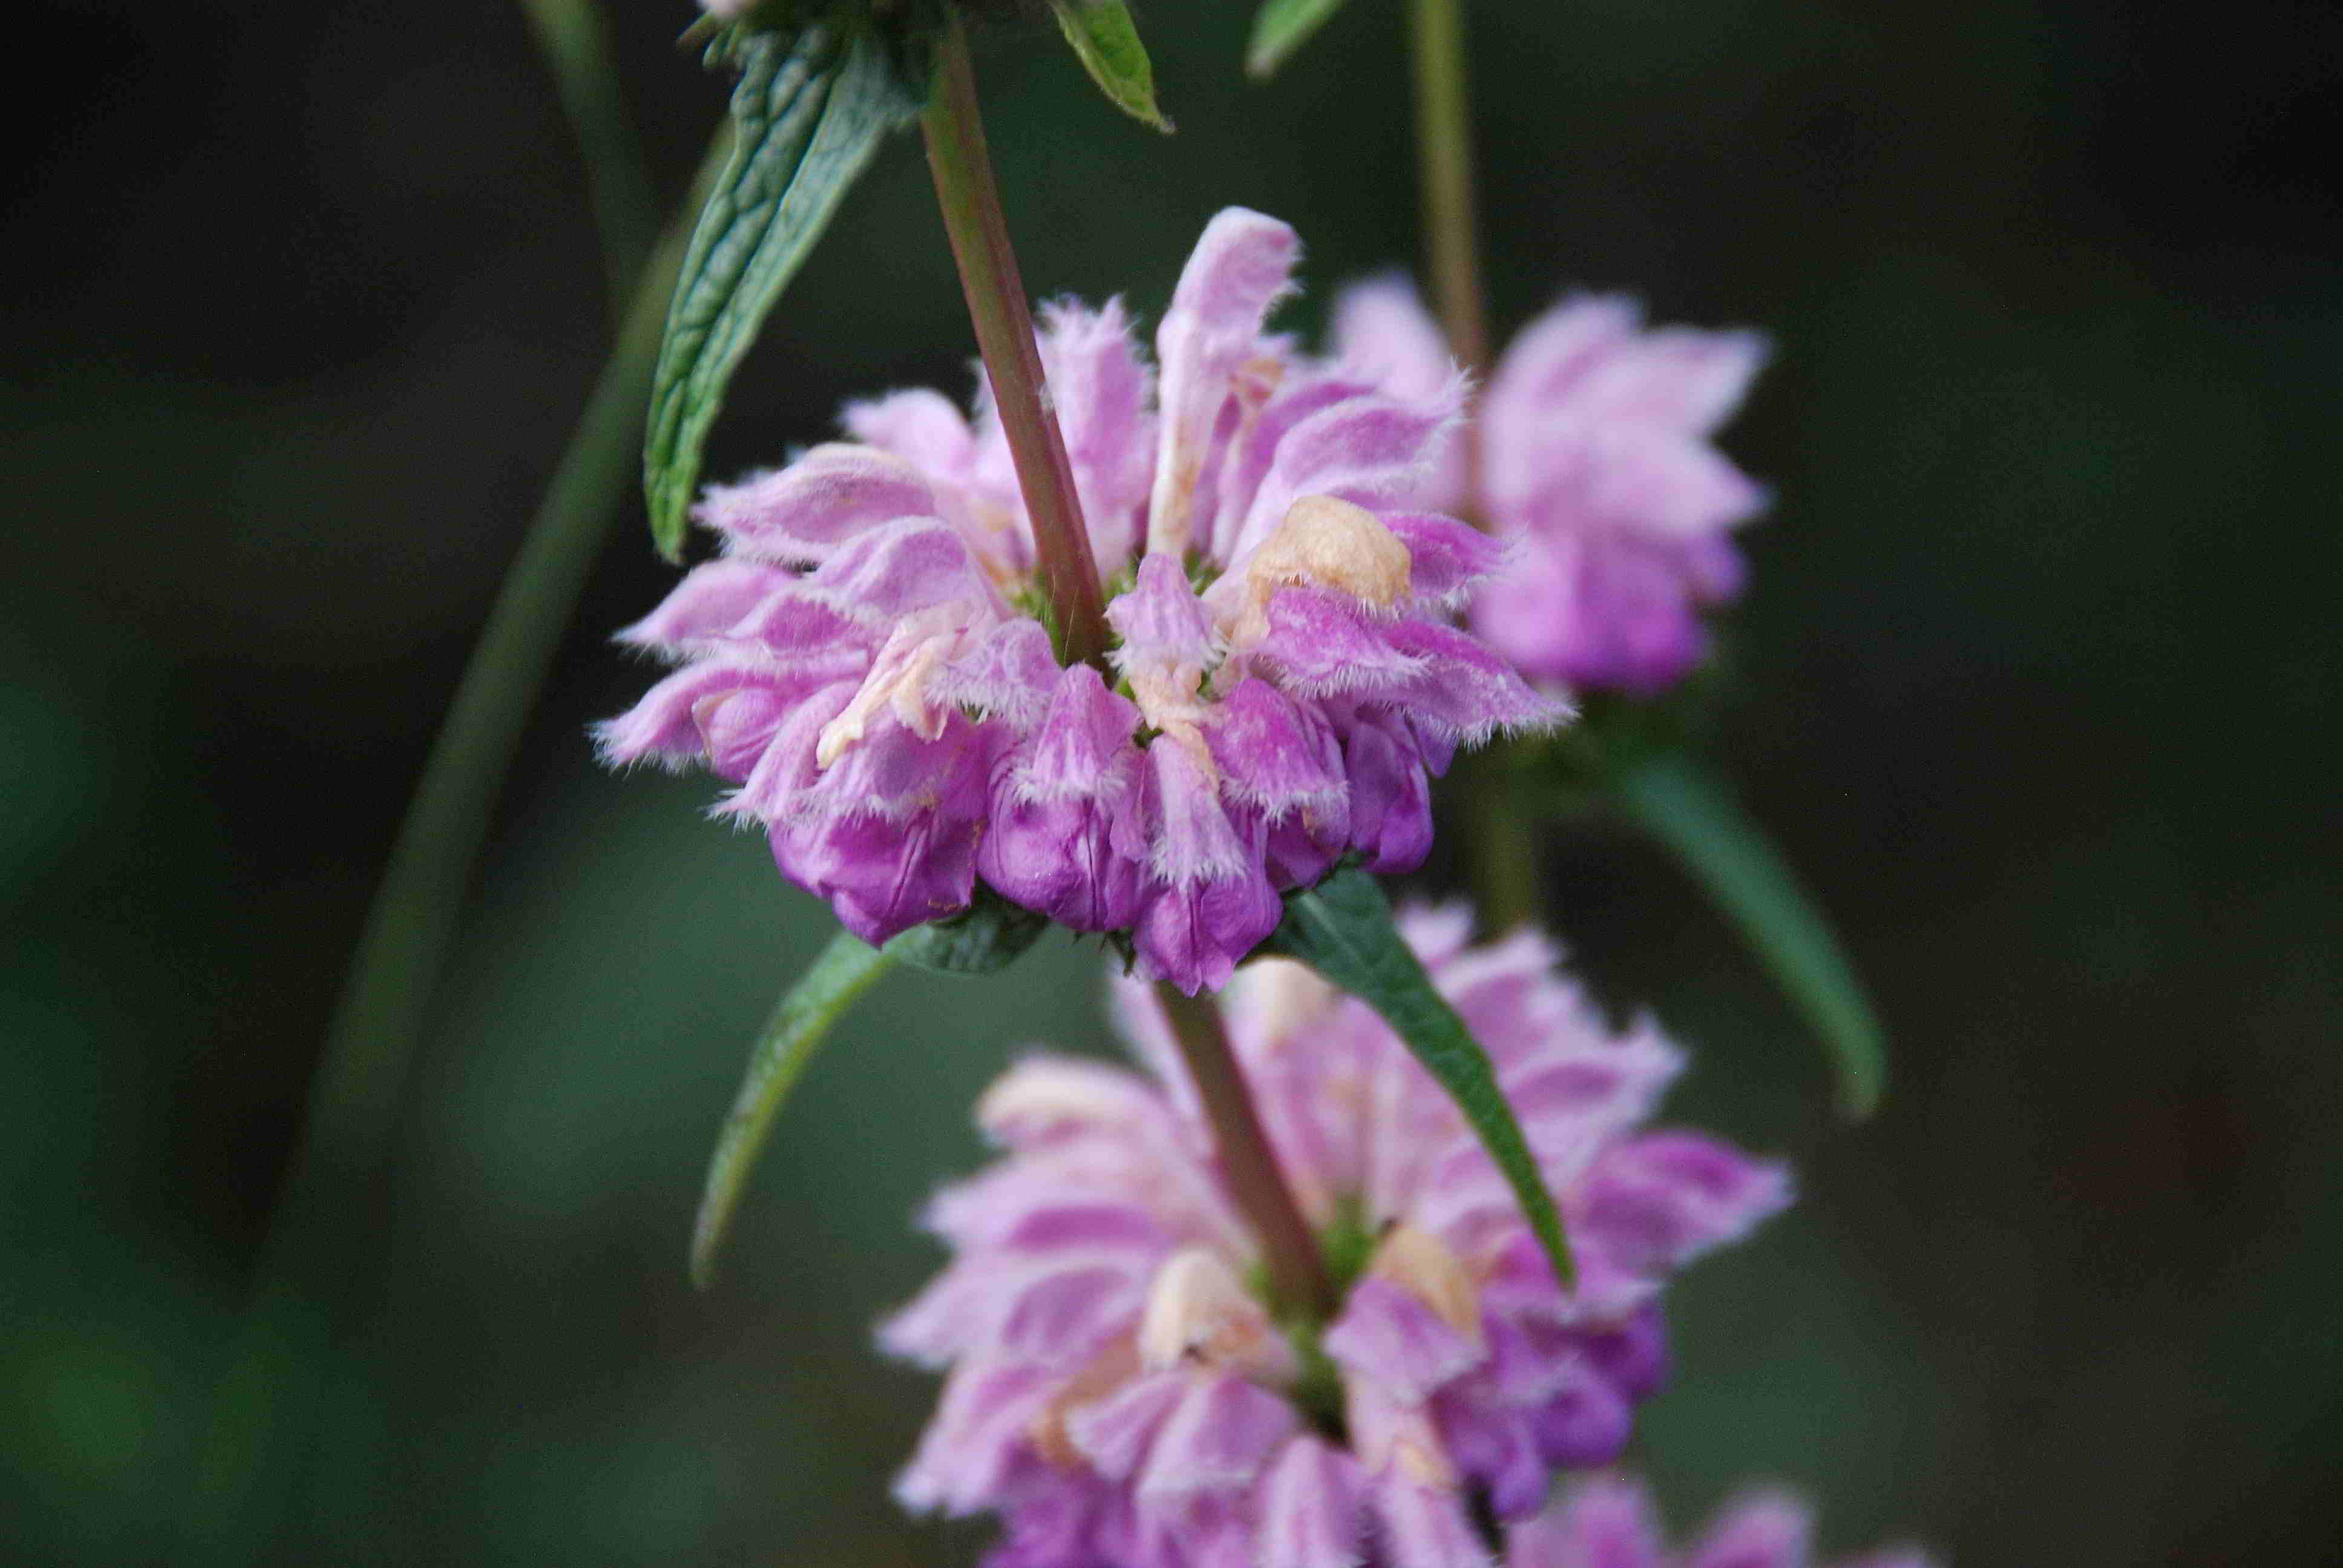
[1048, 0, 1173, 131]
[1611, 756, 1887, 1119]
[886, 887, 1050, 975]
[1265, 863, 1575, 1289]
[690, 928, 895, 1287]
[641, 21, 925, 560]
[1245, 0, 1352, 79]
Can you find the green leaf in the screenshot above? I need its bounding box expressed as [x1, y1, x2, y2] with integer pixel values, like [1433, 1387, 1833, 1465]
[886, 890, 1050, 975]
[1049, 0, 1173, 131]
[1245, 0, 1352, 79]
[690, 929, 894, 1287]
[1268, 864, 1575, 1288]
[642, 24, 923, 559]
[1613, 756, 1887, 1119]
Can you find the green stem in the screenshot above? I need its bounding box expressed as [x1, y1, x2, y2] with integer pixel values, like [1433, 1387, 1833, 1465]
[189, 143, 716, 1559]
[1409, 0, 1490, 385]
[1155, 983, 1335, 1321]
[1462, 747, 1543, 932]
[922, 11, 1108, 668]
[520, 0, 660, 317]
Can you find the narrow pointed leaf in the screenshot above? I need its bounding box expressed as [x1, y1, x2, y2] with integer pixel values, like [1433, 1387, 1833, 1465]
[1245, 0, 1353, 79]
[1049, 0, 1173, 131]
[691, 929, 894, 1287]
[1268, 864, 1574, 1288]
[643, 23, 923, 559]
[1614, 756, 1887, 1119]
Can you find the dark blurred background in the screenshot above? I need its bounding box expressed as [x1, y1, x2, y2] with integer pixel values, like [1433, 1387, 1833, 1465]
[6, 0, 2339, 1562]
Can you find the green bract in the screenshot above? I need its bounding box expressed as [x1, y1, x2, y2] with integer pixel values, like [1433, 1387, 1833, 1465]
[1049, 0, 1173, 131]
[1246, 0, 1354, 79]
[642, 21, 926, 559]
[1267, 863, 1577, 1289]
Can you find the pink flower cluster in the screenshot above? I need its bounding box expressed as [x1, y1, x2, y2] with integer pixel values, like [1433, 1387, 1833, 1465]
[1508, 1475, 1936, 1568]
[599, 210, 1559, 990]
[882, 912, 1791, 1567]
[1332, 280, 1769, 694]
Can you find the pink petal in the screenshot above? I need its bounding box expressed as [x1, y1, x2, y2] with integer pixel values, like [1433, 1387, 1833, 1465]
[699, 443, 939, 563]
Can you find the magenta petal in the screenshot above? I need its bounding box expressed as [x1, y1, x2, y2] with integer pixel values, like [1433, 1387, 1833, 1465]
[933, 617, 1064, 730]
[1322, 1276, 1484, 1402]
[1381, 511, 1509, 608]
[698, 443, 939, 563]
[1571, 324, 1769, 436]
[1135, 870, 1282, 996]
[842, 387, 977, 474]
[1254, 587, 1430, 699]
[1152, 210, 1300, 549]
[1339, 709, 1436, 874]
[614, 557, 794, 652]
[1329, 275, 1457, 408]
[1038, 296, 1155, 567]
[1529, 1354, 1634, 1468]
[1066, 1371, 1187, 1482]
[1574, 1131, 1794, 1279]
[1135, 744, 1279, 993]
[1685, 1492, 1814, 1568]
[980, 788, 1147, 933]
[801, 515, 1002, 623]
[1371, 1477, 1491, 1568]
[980, 667, 1148, 930]
[1505, 1475, 1665, 1568]
[1136, 1373, 1298, 1504]
[1109, 554, 1219, 672]
[1258, 1436, 1366, 1568]
[1205, 679, 1347, 818]
[1231, 386, 1465, 563]
[1377, 618, 1571, 743]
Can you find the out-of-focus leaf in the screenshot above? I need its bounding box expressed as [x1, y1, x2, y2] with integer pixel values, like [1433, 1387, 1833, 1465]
[643, 24, 923, 558]
[1268, 864, 1575, 1288]
[690, 929, 893, 1287]
[689, 893, 1046, 1285]
[1614, 756, 1887, 1119]
[1245, 0, 1352, 79]
[888, 892, 1051, 975]
[1049, 0, 1173, 131]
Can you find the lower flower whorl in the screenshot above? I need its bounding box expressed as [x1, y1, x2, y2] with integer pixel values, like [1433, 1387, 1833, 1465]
[880, 912, 1792, 1567]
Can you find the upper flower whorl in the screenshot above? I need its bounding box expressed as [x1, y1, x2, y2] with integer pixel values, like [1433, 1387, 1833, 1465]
[600, 209, 1562, 988]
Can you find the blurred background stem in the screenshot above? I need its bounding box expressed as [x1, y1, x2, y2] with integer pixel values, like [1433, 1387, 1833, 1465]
[1406, 0, 1542, 930]
[188, 73, 706, 1560]
[1409, 0, 1489, 384]
[921, 10, 1107, 668]
[520, 0, 660, 321]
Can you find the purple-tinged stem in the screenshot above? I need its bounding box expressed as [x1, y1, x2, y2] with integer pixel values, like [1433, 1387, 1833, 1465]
[922, 13, 1108, 668]
[1155, 982, 1335, 1321]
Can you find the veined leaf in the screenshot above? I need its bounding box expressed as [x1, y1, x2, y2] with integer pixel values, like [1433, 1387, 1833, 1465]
[889, 891, 1050, 975]
[691, 929, 894, 1287]
[689, 896, 1046, 1286]
[1268, 864, 1575, 1289]
[643, 24, 923, 559]
[1245, 0, 1353, 79]
[1614, 756, 1887, 1119]
[1049, 0, 1173, 131]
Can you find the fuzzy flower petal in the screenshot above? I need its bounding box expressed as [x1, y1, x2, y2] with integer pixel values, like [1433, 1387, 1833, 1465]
[604, 213, 1559, 966]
